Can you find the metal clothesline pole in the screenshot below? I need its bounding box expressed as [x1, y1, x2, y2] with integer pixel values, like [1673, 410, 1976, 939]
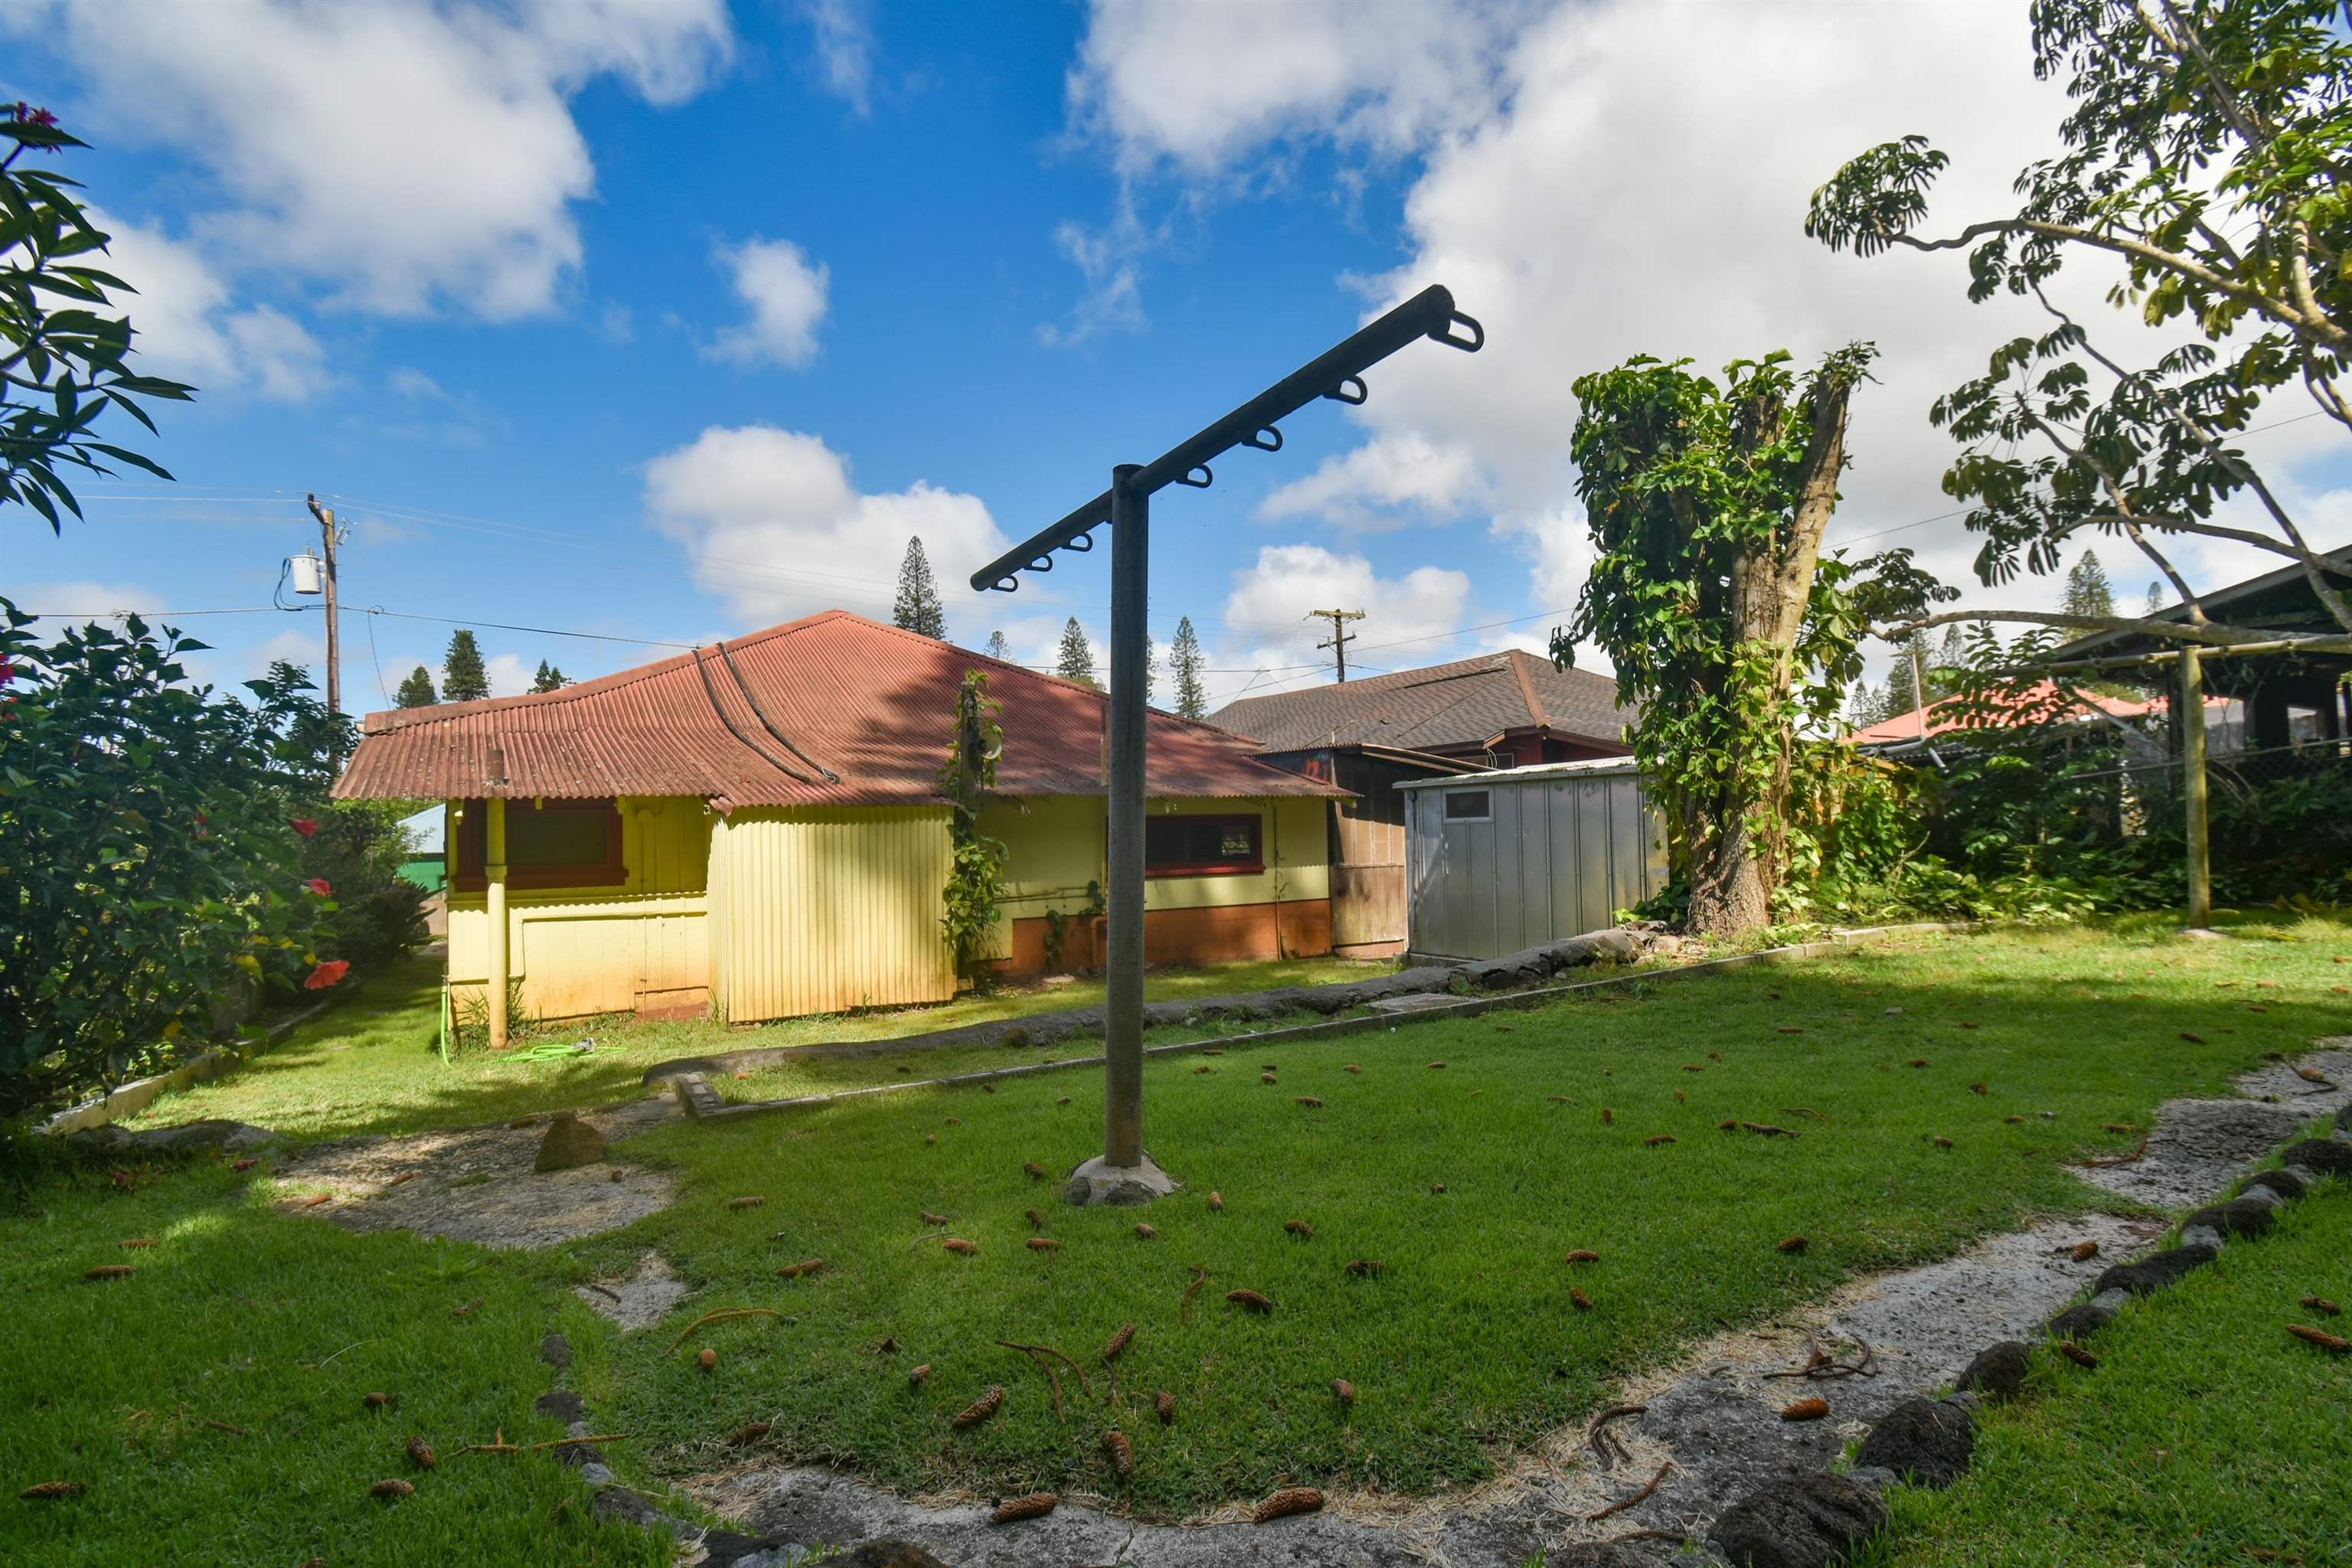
[973, 284, 1484, 1204]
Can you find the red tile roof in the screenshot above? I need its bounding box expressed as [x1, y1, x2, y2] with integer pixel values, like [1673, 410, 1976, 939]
[334, 611, 1347, 812]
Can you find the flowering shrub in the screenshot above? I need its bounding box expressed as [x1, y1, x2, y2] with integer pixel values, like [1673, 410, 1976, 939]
[0, 605, 385, 1124]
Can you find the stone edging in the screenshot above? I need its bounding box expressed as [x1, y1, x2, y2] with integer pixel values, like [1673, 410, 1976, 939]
[665, 923, 1971, 1127]
[38, 994, 343, 1136]
[1714, 1101, 2352, 1568]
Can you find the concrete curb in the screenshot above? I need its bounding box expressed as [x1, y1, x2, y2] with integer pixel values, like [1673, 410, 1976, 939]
[38, 995, 343, 1136]
[671, 922, 1971, 1126]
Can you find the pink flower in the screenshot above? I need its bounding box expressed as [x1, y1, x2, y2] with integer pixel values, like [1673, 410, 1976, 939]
[304, 959, 351, 990]
[291, 818, 318, 838]
[306, 878, 332, 896]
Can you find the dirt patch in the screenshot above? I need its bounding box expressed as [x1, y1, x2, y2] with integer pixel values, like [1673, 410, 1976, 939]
[276, 1096, 681, 1250]
[579, 1250, 694, 1330]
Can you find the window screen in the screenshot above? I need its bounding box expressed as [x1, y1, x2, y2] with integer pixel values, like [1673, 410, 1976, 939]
[1143, 813, 1263, 876]
[455, 799, 625, 890]
[508, 806, 613, 867]
[1443, 790, 1491, 822]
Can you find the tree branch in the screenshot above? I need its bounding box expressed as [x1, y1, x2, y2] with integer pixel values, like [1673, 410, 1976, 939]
[1886, 220, 2345, 348]
[1880, 607, 2352, 654]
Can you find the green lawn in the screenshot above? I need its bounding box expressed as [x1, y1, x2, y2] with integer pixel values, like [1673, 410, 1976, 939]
[119, 951, 1388, 1141]
[1865, 1157, 2352, 1568]
[20, 916, 2350, 1561]
[0, 1159, 667, 1568]
[569, 916, 2350, 1517]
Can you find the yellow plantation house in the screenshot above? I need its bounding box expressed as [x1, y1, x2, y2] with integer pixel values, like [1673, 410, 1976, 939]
[333, 612, 1345, 1033]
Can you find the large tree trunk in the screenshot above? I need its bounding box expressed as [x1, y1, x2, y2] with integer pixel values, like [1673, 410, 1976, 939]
[1683, 366, 1862, 939]
[1686, 800, 1770, 936]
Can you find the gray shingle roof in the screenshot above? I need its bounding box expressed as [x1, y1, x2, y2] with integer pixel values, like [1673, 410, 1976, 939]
[1205, 650, 1637, 753]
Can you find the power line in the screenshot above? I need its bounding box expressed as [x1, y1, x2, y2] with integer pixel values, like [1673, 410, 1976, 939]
[16, 600, 698, 651]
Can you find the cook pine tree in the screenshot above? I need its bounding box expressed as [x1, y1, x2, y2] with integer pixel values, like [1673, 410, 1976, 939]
[1054, 617, 1097, 687]
[441, 629, 490, 704]
[394, 665, 437, 708]
[893, 537, 947, 639]
[1171, 616, 1208, 720]
[531, 660, 569, 693]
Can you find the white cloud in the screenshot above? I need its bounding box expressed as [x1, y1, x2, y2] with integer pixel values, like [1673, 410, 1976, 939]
[706, 238, 831, 368]
[1488, 505, 1592, 617]
[483, 652, 536, 699]
[28, 0, 733, 319]
[642, 425, 1011, 632]
[1070, 0, 2352, 685]
[10, 579, 162, 625]
[1214, 543, 1472, 694]
[1068, 0, 1527, 178]
[89, 209, 328, 401]
[1259, 431, 1482, 528]
[381, 366, 499, 446]
[1039, 205, 1152, 348]
[802, 0, 874, 115]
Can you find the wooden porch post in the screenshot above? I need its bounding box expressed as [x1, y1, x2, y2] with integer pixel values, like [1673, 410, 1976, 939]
[485, 797, 510, 1048]
[2180, 650, 2212, 929]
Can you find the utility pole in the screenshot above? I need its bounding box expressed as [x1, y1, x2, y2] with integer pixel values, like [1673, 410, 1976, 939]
[305, 493, 341, 714]
[972, 283, 1484, 1204]
[1306, 607, 1364, 682]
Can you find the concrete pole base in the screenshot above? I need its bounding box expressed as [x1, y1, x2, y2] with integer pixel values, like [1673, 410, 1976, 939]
[1062, 1152, 1181, 1207]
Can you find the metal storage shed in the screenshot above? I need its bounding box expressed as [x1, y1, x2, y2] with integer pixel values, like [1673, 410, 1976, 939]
[1397, 757, 1668, 961]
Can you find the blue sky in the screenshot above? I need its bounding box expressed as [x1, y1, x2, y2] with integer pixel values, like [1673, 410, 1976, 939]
[7, 0, 2346, 716]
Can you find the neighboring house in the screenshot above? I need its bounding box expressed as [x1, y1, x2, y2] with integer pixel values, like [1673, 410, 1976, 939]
[394, 803, 446, 892]
[1203, 651, 1638, 957]
[1847, 681, 2164, 750]
[2048, 545, 2351, 750]
[333, 611, 1346, 1025]
[394, 802, 450, 939]
[1207, 649, 1638, 769]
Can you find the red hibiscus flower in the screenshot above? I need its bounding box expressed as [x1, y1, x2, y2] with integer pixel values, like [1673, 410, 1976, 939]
[304, 959, 351, 990]
[292, 818, 318, 838]
[306, 878, 332, 896]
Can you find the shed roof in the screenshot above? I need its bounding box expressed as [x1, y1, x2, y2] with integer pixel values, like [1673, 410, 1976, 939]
[1205, 649, 1637, 753]
[334, 610, 1346, 812]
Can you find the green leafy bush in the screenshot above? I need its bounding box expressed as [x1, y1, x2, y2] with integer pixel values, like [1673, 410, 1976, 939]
[0, 606, 414, 1125]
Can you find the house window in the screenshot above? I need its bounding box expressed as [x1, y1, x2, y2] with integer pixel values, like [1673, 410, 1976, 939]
[1442, 789, 1491, 823]
[1145, 812, 1263, 877]
[455, 798, 626, 891]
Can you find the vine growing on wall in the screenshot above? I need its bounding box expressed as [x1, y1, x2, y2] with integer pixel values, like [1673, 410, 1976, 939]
[1557, 347, 1950, 935]
[938, 669, 1010, 979]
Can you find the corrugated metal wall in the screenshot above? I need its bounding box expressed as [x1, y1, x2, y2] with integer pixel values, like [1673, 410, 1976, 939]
[1401, 769, 1668, 959]
[710, 805, 958, 1022]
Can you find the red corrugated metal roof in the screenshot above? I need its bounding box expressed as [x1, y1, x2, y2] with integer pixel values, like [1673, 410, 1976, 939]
[1847, 680, 2160, 745]
[334, 610, 1348, 812]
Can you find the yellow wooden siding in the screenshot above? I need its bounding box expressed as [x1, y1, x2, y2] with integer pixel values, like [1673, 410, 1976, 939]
[446, 795, 711, 1020]
[710, 805, 957, 1023]
[978, 794, 1331, 949]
